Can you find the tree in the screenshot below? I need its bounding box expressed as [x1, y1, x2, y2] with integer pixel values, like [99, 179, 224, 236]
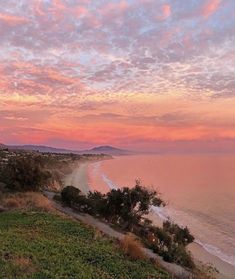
[104, 182, 165, 229]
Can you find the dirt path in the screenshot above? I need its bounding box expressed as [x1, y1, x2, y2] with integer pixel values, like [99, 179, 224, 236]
[44, 191, 192, 278]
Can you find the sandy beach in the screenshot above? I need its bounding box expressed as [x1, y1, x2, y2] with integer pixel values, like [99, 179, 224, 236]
[189, 242, 235, 279]
[63, 162, 90, 195]
[64, 161, 235, 279]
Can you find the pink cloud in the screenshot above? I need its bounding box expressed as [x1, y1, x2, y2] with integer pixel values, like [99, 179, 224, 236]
[155, 4, 171, 21]
[84, 15, 102, 28]
[73, 6, 88, 18]
[201, 0, 222, 18]
[161, 4, 171, 20]
[34, 0, 88, 21]
[0, 13, 28, 25]
[101, 0, 129, 16]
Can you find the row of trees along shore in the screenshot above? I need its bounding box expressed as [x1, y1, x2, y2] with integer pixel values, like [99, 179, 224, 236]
[61, 183, 195, 268]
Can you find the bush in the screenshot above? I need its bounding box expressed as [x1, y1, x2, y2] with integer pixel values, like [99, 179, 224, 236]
[134, 222, 195, 268]
[61, 186, 82, 205]
[61, 186, 91, 212]
[1, 156, 51, 192]
[162, 245, 195, 269]
[163, 220, 194, 245]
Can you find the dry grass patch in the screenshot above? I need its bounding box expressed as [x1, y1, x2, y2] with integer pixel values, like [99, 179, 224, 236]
[13, 256, 37, 274]
[93, 228, 105, 240]
[192, 263, 218, 279]
[1, 192, 54, 212]
[120, 234, 146, 260]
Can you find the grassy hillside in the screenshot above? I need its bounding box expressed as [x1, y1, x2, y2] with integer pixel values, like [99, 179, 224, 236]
[0, 211, 169, 279]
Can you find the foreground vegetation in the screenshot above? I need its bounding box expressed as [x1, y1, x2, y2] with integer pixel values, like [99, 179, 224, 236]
[0, 210, 169, 279]
[61, 184, 195, 269]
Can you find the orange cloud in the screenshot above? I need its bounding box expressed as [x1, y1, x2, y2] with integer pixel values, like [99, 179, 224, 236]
[161, 4, 171, 20]
[201, 0, 222, 18]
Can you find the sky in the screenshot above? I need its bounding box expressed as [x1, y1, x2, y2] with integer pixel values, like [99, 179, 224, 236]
[0, 0, 235, 152]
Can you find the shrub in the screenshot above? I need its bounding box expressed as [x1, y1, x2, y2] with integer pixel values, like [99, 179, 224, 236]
[134, 223, 195, 268]
[61, 186, 82, 206]
[163, 220, 194, 245]
[162, 245, 195, 269]
[120, 234, 146, 260]
[1, 156, 51, 192]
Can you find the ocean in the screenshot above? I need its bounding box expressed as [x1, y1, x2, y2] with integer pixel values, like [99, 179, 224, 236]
[87, 154, 235, 267]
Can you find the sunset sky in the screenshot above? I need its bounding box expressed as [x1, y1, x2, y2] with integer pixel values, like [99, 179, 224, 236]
[0, 0, 235, 152]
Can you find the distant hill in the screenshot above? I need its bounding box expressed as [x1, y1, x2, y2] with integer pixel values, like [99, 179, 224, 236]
[2, 143, 132, 155]
[81, 145, 132, 155]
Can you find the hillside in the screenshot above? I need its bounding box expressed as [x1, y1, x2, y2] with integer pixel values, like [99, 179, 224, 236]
[2, 143, 132, 155]
[7, 144, 73, 154]
[0, 211, 169, 279]
[81, 145, 132, 155]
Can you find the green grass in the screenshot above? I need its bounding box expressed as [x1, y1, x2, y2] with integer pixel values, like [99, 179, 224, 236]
[0, 211, 170, 279]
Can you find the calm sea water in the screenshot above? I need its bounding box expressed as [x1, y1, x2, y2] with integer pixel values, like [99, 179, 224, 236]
[88, 154, 235, 267]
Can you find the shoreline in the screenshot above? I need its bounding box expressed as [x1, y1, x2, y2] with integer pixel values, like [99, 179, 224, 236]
[64, 159, 235, 279]
[63, 157, 112, 194]
[188, 242, 235, 279]
[147, 210, 235, 279]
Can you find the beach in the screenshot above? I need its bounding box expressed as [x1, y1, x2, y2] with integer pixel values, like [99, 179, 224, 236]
[63, 162, 90, 195]
[189, 242, 235, 279]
